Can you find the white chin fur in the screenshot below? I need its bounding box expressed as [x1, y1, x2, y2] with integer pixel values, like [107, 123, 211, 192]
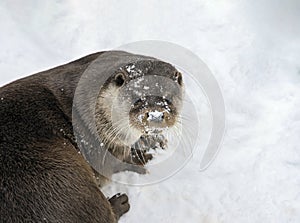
[111, 116, 141, 146]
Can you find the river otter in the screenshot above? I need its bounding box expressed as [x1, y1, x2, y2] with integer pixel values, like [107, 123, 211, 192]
[0, 51, 184, 222]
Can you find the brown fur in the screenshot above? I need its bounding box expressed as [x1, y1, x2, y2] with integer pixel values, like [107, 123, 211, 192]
[0, 52, 128, 223]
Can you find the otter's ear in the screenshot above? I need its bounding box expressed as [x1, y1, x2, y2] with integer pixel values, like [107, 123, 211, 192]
[114, 73, 125, 87]
[174, 71, 183, 86]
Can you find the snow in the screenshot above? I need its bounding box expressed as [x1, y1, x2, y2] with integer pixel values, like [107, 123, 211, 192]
[147, 110, 164, 121]
[1, 0, 300, 222]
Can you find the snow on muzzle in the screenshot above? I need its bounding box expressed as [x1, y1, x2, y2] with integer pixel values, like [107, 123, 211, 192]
[115, 75, 182, 134]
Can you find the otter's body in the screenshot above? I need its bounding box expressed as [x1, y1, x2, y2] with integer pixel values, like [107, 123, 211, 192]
[0, 51, 183, 222]
[0, 52, 125, 223]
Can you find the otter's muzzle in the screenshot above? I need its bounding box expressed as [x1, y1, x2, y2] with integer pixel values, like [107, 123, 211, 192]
[130, 96, 177, 134]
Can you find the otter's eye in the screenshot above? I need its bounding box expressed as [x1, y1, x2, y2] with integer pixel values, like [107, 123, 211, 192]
[174, 71, 183, 86]
[115, 73, 125, 87]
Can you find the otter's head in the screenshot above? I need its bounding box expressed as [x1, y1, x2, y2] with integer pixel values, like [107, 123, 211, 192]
[96, 59, 184, 148]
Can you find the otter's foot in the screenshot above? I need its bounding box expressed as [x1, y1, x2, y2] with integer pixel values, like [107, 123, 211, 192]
[130, 148, 153, 166]
[109, 193, 130, 220]
[133, 134, 168, 151]
[113, 147, 154, 175]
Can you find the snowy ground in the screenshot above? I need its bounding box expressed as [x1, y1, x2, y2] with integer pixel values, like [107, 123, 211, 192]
[1, 1, 300, 222]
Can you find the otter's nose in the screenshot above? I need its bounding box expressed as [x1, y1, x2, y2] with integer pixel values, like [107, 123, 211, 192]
[146, 110, 165, 122]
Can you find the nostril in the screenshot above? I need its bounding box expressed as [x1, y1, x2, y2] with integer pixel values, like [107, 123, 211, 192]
[146, 112, 150, 119]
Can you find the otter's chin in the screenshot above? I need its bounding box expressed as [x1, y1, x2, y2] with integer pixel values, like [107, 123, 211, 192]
[142, 127, 164, 135]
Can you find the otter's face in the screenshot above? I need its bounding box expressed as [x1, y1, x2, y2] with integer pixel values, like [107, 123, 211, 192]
[98, 60, 184, 147]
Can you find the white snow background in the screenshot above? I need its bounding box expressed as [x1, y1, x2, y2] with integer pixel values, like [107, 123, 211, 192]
[1, 0, 300, 222]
